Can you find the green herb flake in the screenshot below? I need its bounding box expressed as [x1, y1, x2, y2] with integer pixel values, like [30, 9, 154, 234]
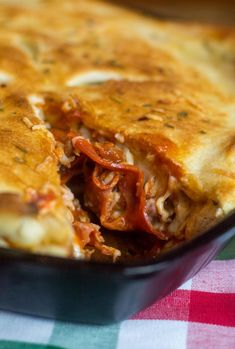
[203, 41, 213, 53]
[13, 156, 26, 164]
[94, 42, 100, 48]
[138, 116, 149, 122]
[85, 81, 104, 86]
[110, 96, 122, 104]
[177, 111, 188, 118]
[43, 68, 50, 74]
[14, 144, 28, 154]
[93, 59, 101, 65]
[142, 103, 153, 108]
[22, 40, 39, 61]
[42, 59, 55, 64]
[108, 59, 124, 68]
[201, 119, 210, 124]
[164, 123, 175, 129]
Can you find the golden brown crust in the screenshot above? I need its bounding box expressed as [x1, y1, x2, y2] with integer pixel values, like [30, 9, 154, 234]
[0, 91, 59, 193]
[0, 0, 234, 93]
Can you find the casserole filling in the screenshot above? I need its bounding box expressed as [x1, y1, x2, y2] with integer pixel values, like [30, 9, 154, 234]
[35, 94, 221, 260]
[71, 136, 189, 240]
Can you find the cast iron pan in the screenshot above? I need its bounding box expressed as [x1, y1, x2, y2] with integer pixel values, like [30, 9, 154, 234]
[0, 212, 234, 324]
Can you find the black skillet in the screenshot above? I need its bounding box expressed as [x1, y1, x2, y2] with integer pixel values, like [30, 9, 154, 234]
[0, 211, 234, 324]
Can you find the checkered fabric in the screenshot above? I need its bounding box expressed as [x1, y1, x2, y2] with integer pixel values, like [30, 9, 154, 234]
[0, 238, 234, 349]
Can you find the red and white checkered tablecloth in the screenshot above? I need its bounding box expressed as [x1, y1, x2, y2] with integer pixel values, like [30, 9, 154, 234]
[127, 259, 235, 349]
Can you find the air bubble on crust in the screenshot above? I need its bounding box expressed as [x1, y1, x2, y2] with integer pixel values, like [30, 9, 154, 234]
[66, 70, 123, 87]
[0, 71, 13, 86]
